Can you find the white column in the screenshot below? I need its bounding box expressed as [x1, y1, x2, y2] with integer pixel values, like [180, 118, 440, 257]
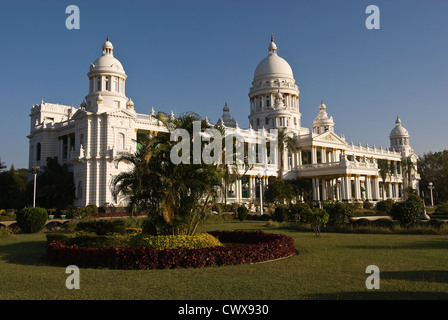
[321, 178, 327, 201]
[315, 178, 321, 202]
[394, 183, 399, 199]
[354, 175, 361, 201]
[365, 175, 372, 201]
[373, 176, 380, 201]
[345, 175, 352, 202]
[388, 182, 393, 199]
[311, 146, 317, 164]
[321, 147, 326, 163]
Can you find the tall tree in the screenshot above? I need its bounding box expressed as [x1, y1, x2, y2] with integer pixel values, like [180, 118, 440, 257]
[401, 156, 415, 199]
[276, 127, 296, 180]
[34, 157, 76, 210]
[0, 165, 28, 209]
[418, 150, 448, 203]
[377, 159, 390, 200]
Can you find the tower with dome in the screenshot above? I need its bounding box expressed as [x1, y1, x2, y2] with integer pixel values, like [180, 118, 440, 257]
[28, 36, 420, 207]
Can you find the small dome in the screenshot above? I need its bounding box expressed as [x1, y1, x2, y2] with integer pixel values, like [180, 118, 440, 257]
[102, 36, 114, 50]
[390, 116, 409, 138]
[89, 37, 126, 76]
[254, 36, 294, 81]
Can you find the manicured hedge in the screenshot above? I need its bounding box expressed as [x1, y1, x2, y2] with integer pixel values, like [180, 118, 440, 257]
[47, 230, 295, 270]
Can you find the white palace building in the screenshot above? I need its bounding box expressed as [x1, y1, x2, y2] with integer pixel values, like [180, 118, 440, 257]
[27, 36, 420, 208]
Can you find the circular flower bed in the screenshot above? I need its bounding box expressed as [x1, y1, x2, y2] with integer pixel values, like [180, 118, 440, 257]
[46, 230, 295, 270]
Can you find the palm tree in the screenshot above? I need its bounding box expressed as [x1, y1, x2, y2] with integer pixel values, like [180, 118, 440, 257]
[276, 127, 296, 180]
[215, 125, 253, 205]
[401, 156, 415, 199]
[111, 112, 224, 235]
[377, 159, 390, 200]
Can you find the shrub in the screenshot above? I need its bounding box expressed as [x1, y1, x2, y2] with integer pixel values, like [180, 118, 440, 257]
[303, 208, 329, 236]
[75, 218, 127, 235]
[16, 207, 48, 233]
[375, 199, 395, 215]
[351, 218, 372, 227]
[434, 203, 448, 215]
[352, 201, 363, 210]
[323, 202, 354, 225]
[86, 204, 99, 216]
[363, 201, 374, 210]
[371, 218, 398, 228]
[390, 200, 421, 227]
[273, 206, 289, 222]
[288, 202, 312, 223]
[129, 233, 223, 250]
[237, 206, 249, 221]
[426, 219, 446, 229]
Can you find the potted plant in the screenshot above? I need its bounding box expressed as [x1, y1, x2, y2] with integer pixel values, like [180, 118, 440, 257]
[59, 209, 67, 220]
[48, 208, 56, 220]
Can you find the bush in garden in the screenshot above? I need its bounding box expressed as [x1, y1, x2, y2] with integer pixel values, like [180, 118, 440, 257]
[129, 233, 223, 250]
[75, 218, 127, 235]
[237, 206, 249, 221]
[390, 199, 421, 227]
[363, 201, 374, 210]
[16, 207, 48, 233]
[273, 206, 289, 222]
[434, 203, 448, 215]
[375, 199, 395, 215]
[288, 202, 312, 223]
[370, 218, 398, 228]
[323, 202, 354, 225]
[426, 219, 446, 229]
[303, 208, 329, 236]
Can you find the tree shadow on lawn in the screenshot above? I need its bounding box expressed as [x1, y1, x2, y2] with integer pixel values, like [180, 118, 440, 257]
[305, 291, 448, 300]
[345, 238, 448, 251]
[0, 240, 51, 267]
[380, 270, 448, 284]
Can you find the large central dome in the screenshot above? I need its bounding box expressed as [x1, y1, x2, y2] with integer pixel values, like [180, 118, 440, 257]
[254, 36, 294, 81]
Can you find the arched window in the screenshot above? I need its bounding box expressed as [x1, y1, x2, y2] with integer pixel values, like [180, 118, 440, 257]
[36, 143, 41, 162]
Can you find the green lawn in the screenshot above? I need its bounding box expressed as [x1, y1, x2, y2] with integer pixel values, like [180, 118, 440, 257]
[0, 220, 447, 300]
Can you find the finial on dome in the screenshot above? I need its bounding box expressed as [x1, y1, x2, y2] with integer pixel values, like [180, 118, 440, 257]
[268, 34, 277, 55]
[395, 115, 401, 125]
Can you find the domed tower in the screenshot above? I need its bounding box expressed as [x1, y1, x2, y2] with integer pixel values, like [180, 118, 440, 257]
[85, 37, 129, 113]
[248, 35, 302, 131]
[312, 100, 335, 134]
[389, 116, 412, 154]
[218, 102, 237, 127]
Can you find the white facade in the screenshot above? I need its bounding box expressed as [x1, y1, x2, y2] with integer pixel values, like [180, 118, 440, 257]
[28, 36, 420, 207]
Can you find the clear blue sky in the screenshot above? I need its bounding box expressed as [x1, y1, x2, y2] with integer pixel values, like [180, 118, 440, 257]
[1, 0, 447, 169]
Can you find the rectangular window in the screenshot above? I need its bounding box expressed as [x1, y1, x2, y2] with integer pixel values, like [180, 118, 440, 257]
[97, 76, 102, 91]
[105, 76, 110, 91]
